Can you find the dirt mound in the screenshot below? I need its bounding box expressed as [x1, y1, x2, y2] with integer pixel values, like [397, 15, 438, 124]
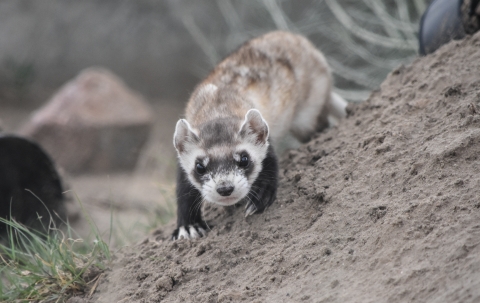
[89, 32, 480, 303]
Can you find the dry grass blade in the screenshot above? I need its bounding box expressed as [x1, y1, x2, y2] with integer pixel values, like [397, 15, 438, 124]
[88, 273, 103, 298]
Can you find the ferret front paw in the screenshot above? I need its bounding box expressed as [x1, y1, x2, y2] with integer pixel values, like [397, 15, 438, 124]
[171, 224, 207, 240]
[244, 180, 277, 217]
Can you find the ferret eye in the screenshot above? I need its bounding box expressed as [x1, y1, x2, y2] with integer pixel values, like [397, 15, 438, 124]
[238, 154, 249, 168]
[196, 163, 206, 175]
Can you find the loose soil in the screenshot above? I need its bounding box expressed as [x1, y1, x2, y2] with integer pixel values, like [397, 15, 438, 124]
[87, 32, 480, 302]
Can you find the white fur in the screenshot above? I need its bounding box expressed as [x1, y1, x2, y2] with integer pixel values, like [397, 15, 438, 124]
[239, 109, 270, 141]
[178, 148, 206, 189]
[199, 83, 218, 97]
[188, 226, 201, 238]
[175, 225, 207, 239]
[291, 76, 329, 137]
[235, 142, 267, 186]
[233, 153, 241, 162]
[173, 119, 199, 152]
[178, 226, 189, 239]
[328, 91, 348, 127]
[209, 145, 232, 159]
[330, 92, 348, 118]
[202, 170, 250, 206]
[174, 119, 207, 189]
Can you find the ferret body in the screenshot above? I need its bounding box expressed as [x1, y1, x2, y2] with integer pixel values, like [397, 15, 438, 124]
[172, 31, 347, 239]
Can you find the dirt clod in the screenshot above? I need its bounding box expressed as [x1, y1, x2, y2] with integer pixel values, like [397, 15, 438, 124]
[156, 276, 174, 292]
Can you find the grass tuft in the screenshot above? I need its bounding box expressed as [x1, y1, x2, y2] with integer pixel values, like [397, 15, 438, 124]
[0, 217, 110, 303]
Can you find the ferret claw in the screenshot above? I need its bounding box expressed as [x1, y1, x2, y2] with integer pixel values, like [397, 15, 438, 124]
[245, 202, 257, 217]
[172, 224, 207, 240]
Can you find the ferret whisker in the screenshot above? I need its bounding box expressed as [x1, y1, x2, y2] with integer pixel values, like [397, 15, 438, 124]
[193, 199, 204, 222]
[188, 195, 204, 221]
[248, 190, 261, 202]
[176, 190, 199, 200]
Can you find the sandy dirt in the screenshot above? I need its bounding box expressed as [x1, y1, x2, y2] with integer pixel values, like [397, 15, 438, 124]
[83, 31, 480, 303]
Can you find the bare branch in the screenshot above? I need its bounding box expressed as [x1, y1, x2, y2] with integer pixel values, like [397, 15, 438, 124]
[325, 0, 416, 50]
[181, 15, 220, 67]
[261, 0, 292, 31]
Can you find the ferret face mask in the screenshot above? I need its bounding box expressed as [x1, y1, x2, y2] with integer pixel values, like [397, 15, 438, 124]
[174, 109, 269, 206]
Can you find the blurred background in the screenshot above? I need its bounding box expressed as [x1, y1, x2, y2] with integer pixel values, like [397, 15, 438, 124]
[0, 0, 427, 245]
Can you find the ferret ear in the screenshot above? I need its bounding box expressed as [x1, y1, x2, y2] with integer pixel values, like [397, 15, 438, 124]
[173, 119, 199, 154]
[239, 109, 269, 145]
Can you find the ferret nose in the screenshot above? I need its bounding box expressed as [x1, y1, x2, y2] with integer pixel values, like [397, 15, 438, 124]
[217, 185, 234, 196]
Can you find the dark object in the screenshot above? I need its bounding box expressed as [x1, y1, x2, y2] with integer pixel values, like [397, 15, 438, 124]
[419, 0, 480, 55]
[462, 0, 480, 34]
[419, 0, 465, 55]
[0, 135, 65, 236]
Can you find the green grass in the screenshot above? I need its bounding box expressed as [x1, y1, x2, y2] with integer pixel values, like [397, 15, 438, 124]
[0, 180, 176, 302]
[0, 216, 110, 303]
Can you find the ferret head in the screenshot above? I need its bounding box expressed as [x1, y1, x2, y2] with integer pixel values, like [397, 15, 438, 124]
[173, 109, 269, 206]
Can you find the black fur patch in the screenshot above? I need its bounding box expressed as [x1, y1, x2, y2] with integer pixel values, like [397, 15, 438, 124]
[173, 142, 278, 240]
[245, 144, 278, 213]
[236, 150, 255, 179]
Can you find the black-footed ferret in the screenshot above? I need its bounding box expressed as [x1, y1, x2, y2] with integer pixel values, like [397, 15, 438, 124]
[172, 31, 347, 240]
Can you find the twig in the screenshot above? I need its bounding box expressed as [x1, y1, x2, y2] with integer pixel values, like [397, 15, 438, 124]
[325, 0, 415, 50]
[181, 15, 220, 67]
[394, 0, 419, 48]
[413, 0, 427, 17]
[262, 0, 291, 31]
[320, 24, 408, 69]
[328, 58, 379, 89]
[216, 0, 243, 32]
[353, 10, 418, 33]
[363, 0, 403, 40]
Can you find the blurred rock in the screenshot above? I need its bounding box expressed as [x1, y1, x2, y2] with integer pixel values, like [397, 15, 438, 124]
[21, 67, 154, 174]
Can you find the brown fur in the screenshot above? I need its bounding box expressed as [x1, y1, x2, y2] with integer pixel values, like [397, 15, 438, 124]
[185, 31, 336, 150]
